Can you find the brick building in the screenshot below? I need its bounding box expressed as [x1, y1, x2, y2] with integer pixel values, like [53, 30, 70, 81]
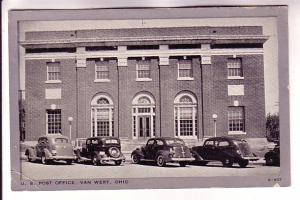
[20, 26, 268, 142]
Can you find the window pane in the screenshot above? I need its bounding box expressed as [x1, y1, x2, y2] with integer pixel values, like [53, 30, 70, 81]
[47, 62, 60, 81]
[137, 63, 150, 78]
[227, 58, 242, 77]
[228, 107, 245, 132]
[47, 109, 61, 134]
[178, 61, 192, 78]
[95, 62, 109, 79]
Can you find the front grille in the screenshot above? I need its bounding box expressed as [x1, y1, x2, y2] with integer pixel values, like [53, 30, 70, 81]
[173, 146, 192, 158]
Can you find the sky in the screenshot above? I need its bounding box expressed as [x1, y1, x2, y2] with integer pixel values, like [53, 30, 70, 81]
[19, 17, 278, 114]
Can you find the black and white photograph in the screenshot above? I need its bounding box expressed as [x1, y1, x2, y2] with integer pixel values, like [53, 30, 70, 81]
[5, 5, 290, 192]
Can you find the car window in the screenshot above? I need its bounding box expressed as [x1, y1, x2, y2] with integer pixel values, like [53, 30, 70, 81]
[156, 140, 164, 146]
[147, 140, 155, 145]
[86, 139, 91, 145]
[91, 139, 99, 144]
[105, 139, 119, 144]
[55, 138, 69, 144]
[204, 140, 215, 146]
[218, 141, 230, 147]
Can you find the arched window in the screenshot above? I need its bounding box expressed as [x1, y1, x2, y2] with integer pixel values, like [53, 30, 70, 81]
[132, 93, 156, 139]
[174, 92, 197, 139]
[91, 94, 114, 137]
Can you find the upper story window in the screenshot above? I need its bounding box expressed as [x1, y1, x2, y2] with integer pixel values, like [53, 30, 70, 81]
[227, 58, 243, 79]
[178, 60, 193, 80]
[95, 61, 109, 82]
[47, 62, 61, 83]
[136, 61, 151, 81]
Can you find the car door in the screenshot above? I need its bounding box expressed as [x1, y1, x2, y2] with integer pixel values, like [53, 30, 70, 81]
[202, 140, 217, 160]
[216, 140, 231, 161]
[151, 139, 164, 158]
[144, 139, 155, 159]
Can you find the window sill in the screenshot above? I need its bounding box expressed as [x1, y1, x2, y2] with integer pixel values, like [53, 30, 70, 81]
[45, 80, 62, 84]
[227, 76, 244, 80]
[94, 79, 111, 83]
[136, 78, 152, 82]
[228, 131, 247, 135]
[177, 77, 194, 81]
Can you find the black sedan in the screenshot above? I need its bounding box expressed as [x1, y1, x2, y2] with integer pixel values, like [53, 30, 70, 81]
[191, 136, 259, 168]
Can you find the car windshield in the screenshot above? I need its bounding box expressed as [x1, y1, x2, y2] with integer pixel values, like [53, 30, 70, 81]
[54, 138, 69, 144]
[165, 139, 185, 145]
[104, 139, 119, 144]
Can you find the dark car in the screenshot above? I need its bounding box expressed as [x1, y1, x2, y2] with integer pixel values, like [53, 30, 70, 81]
[74, 137, 125, 166]
[264, 144, 280, 166]
[131, 137, 195, 167]
[25, 134, 76, 165]
[191, 137, 259, 168]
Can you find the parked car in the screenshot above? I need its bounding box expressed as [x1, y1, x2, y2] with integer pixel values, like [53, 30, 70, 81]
[264, 144, 280, 166]
[74, 137, 125, 166]
[25, 134, 76, 165]
[131, 137, 195, 167]
[191, 136, 259, 168]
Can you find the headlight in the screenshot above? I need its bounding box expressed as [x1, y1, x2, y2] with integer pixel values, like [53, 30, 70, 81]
[99, 151, 105, 156]
[236, 150, 241, 155]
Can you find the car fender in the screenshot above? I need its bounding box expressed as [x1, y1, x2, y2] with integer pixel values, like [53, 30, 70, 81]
[156, 150, 171, 162]
[25, 147, 37, 161]
[190, 149, 204, 161]
[131, 148, 145, 159]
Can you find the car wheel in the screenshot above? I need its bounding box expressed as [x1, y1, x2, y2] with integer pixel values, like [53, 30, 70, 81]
[156, 155, 166, 167]
[265, 156, 274, 166]
[66, 160, 72, 165]
[238, 159, 249, 168]
[115, 160, 122, 166]
[92, 156, 100, 166]
[222, 158, 233, 167]
[179, 162, 187, 167]
[132, 154, 140, 164]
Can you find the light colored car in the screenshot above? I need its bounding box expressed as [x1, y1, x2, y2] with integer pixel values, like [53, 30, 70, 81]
[25, 134, 76, 165]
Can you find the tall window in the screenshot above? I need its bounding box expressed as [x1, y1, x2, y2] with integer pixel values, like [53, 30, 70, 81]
[227, 58, 243, 77]
[136, 62, 150, 79]
[178, 60, 193, 79]
[95, 61, 109, 80]
[132, 93, 156, 139]
[46, 109, 61, 134]
[47, 62, 61, 81]
[91, 95, 114, 137]
[228, 107, 245, 133]
[174, 93, 197, 138]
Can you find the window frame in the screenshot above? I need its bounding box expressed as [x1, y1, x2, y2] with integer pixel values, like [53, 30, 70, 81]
[177, 59, 194, 81]
[46, 62, 62, 84]
[136, 61, 152, 81]
[46, 109, 62, 135]
[227, 58, 244, 79]
[228, 106, 246, 135]
[94, 61, 110, 82]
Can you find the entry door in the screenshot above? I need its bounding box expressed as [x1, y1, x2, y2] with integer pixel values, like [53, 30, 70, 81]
[138, 116, 151, 138]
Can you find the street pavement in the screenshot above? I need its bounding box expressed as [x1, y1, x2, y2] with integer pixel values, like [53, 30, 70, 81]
[20, 160, 280, 180]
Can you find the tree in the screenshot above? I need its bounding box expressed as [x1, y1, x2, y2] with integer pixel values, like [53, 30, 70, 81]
[266, 113, 279, 142]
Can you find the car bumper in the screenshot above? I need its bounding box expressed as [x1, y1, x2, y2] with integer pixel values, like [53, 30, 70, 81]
[98, 155, 126, 162]
[242, 156, 260, 161]
[49, 155, 76, 160]
[170, 157, 195, 162]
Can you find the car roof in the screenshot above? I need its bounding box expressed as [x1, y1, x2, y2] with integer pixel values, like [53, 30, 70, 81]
[87, 136, 120, 140]
[39, 134, 69, 139]
[205, 136, 244, 141]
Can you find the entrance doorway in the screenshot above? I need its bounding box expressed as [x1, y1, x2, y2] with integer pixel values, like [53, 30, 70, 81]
[138, 116, 151, 138]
